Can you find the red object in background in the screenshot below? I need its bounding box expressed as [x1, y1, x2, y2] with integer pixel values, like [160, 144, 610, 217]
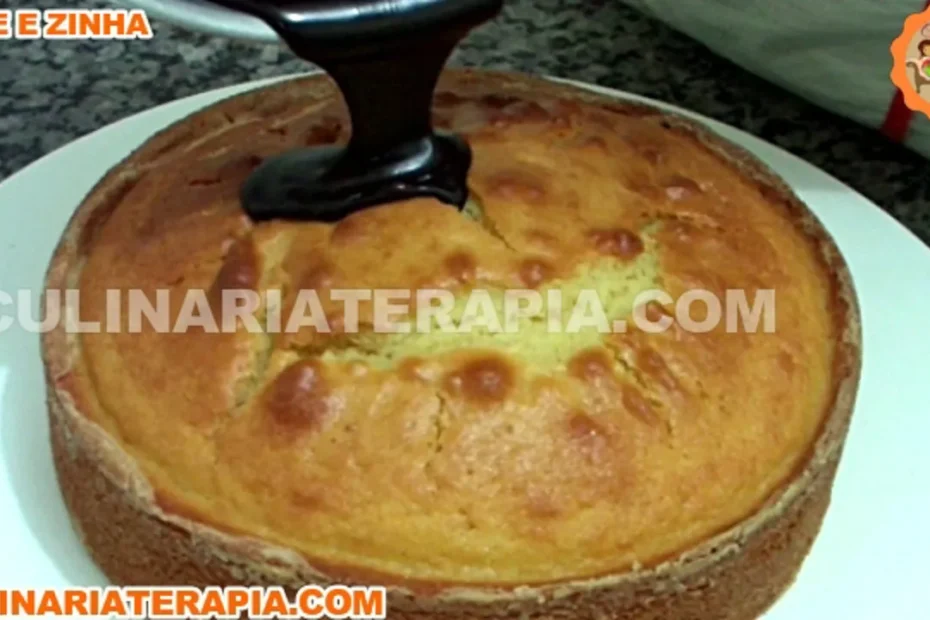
[883, 91, 915, 143]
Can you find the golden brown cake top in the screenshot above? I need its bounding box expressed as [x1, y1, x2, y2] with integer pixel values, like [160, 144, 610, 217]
[55, 70, 855, 588]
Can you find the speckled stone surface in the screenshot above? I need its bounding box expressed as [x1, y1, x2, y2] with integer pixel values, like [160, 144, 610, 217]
[1, 0, 928, 245]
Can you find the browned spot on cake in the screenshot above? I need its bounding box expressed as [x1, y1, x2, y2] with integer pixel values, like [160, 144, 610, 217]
[568, 348, 614, 382]
[621, 384, 660, 427]
[525, 487, 562, 519]
[587, 228, 644, 259]
[566, 411, 610, 463]
[444, 252, 477, 284]
[519, 258, 553, 288]
[291, 490, 324, 510]
[303, 117, 344, 146]
[209, 236, 260, 312]
[264, 360, 330, 431]
[487, 170, 547, 204]
[663, 175, 702, 201]
[443, 356, 515, 404]
[567, 411, 607, 441]
[637, 348, 680, 392]
[778, 351, 796, 375]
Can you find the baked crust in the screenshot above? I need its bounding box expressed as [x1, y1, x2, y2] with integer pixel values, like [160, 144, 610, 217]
[42, 70, 861, 618]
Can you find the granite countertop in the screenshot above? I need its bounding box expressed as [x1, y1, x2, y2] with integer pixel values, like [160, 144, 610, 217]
[1, 0, 928, 245]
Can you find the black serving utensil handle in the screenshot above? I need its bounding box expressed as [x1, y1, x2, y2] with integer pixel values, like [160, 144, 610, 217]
[204, 0, 504, 222]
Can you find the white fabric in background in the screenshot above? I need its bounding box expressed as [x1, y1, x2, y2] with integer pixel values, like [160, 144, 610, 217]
[624, 0, 930, 157]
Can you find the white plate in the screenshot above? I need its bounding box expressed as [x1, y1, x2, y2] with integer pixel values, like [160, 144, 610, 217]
[1, 75, 929, 619]
[116, 0, 279, 42]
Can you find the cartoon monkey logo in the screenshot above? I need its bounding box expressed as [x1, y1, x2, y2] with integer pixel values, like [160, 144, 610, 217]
[892, 15, 930, 115]
[906, 37, 930, 95]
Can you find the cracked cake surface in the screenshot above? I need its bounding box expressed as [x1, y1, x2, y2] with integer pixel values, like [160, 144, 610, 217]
[44, 70, 860, 615]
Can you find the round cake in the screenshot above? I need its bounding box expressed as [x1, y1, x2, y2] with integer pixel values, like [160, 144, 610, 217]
[42, 70, 861, 619]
